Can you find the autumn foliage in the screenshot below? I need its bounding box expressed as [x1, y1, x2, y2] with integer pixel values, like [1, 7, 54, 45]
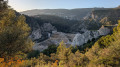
[0, 57, 25, 67]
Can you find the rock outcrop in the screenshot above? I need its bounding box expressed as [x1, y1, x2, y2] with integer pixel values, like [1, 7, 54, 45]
[29, 23, 56, 42]
[30, 29, 42, 41]
[72, 30, 100, 46]
[33, 26, 112, 51]
[98, 25, 110, 35]
[85, 8, 120, 25]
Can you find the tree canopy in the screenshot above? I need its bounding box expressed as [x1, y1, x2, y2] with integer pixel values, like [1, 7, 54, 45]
[0, 1, 34, 58]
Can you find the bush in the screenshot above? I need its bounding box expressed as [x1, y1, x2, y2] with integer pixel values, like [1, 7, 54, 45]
[27, 50, 40, 59]
[42, 45, 57, 56]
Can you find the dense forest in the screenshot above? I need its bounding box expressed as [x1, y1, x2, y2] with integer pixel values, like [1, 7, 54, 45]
[1, 0, 120, 67]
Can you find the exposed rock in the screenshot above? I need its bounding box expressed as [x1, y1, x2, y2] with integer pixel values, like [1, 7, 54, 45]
[29, 23, 57, 42]
[72, 26, 112, 46]
[72, 30, 100, 46]
[98, 25, 110, 35]
[32, 25, 112, 51]
[22, 9, 118, 51]
[29, 29, 42, 41]
[86, 9, 120, 25]
[33, 32, 75, 51]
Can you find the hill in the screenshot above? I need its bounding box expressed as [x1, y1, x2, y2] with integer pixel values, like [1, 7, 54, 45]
[21, 8, 110, 20]
[87, 8, 120, 25]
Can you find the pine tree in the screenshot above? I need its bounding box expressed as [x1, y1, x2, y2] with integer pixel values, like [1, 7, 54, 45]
[56, 41, 72, 66]
[0, 10, 34, 58]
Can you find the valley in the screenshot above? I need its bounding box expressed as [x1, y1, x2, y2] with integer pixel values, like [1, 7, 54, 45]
[1, 0, 120, 67]
[21, 8, 119, 51]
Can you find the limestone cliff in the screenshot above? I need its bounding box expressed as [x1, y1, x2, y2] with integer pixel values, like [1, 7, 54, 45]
[29, 23, 57, 42]
[33, 26, 112, 51]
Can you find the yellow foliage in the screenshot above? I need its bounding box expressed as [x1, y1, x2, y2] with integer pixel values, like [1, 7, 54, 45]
[0, 58, 4, 63]
[0, 57, 26, 67]
[52, 60, 58, 67]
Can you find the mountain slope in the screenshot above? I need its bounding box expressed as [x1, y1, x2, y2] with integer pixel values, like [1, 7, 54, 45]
[87, 8, 120, 25]
[21, 8, 109, 20]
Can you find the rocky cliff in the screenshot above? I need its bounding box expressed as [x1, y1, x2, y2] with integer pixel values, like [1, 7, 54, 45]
[25, 15, 57, 42]
[86, 8, 120, 25]
[33, 26, 112, 51]
[30, 23, 57, 42]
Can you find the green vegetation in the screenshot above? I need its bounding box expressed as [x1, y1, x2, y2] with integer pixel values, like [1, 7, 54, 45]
[33, 15, 101, 33]
[1, 0, 120, 67]
[42, 45, 57, 56]
[27, 50, 40, 59]
[34, 15, 80, 33]
[0, 0, 34, 59]
[11, 20, 120, 67]
[93, 8, 120, 25]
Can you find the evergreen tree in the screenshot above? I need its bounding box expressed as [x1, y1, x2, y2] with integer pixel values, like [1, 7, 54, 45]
[56, 41, 72, 66]
[0, 10, 34, 58]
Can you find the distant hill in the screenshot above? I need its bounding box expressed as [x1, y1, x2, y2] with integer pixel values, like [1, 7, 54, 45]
[32, 15, 101, 33]
[87, 8, 120, 25]
[21, 8, 110, 20]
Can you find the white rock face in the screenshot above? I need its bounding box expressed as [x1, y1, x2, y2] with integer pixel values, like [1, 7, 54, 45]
[71, 27, 110, 46]
[29, 23, 57, 42]
[32, 26, 111, 51]
[98, 26, 110, 35]
[72, 30, 100, 46]
[30, 29, 42, 41]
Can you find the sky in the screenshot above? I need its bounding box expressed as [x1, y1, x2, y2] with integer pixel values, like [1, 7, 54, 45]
[8, 0, 120, 12]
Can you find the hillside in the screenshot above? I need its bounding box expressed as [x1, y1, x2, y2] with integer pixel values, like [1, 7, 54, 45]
[21, 8, 109, 20]
[20, 8, 120, 51]
[2, 0, 120, 67]
[87, 8, 120, 25]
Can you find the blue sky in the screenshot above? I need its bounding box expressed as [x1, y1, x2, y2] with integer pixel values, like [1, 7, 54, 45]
[9, 0, 120, 12]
